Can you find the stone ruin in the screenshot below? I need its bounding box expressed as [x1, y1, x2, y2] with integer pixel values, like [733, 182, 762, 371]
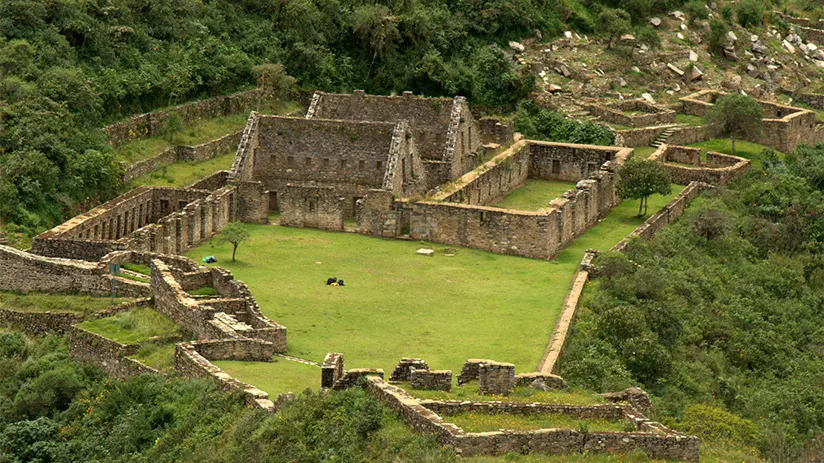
[389, 357, 431, 382]
[410, 368, 452, 392]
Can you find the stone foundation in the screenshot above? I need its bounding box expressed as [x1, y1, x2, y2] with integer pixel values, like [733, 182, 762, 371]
[389, 357, 431, 382]
[322, 352, 345, 388]
[478, 361, 515, 395]
[410, 369, 452, 391]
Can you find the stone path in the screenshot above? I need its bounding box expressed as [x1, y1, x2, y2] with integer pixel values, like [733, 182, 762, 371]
[274, 353, 321, 367]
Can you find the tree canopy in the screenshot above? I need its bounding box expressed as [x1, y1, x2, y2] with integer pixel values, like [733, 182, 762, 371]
[217, 222, 250, 262]
[703, 93, 764, 154]
[616, 157, 671, 216]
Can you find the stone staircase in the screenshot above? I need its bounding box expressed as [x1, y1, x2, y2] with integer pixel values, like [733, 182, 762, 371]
[0, 233, 7, 246]
[650, 127, 676, 149]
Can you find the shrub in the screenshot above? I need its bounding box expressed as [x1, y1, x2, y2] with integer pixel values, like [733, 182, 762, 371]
[635, 26, 662, 50]
[736, 0, 764, 27]
[680, 404, 759, 444]
[720, 3, 734, 23]
[684, 0, 709, 24]
[707, 19, 728, 52]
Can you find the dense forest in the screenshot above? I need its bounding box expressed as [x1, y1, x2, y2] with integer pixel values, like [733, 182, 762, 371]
[0, 0, 702, 233]
[560, 145, 824, 461]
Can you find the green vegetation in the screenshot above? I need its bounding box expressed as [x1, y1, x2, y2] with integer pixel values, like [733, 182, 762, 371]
[616, 158, 672, 216]
[218, 222, 251, 262]
[514, 100, 615, 146]
[187, 286, 219, 297]
[446, 411, 629, 433]
[132, 152, 235, 188]
[121, 263, 151, 276]
[0, 291, 128, 314]
[113, 113, 250, 164]
[0, 331, 453, 462]
[597, 8, 631, 49]
[632, 146, 657, 158]
[493, 179, 576, 211]
[186, 186, 682, 379]
[675, 113, 704, 126]
[703, 94, 764, 155]
[212, 359, 321, 396]
[687, 139, 778, 167]
[131, 340, 177, 373]
[560, 144, 824, 461]
[78, 307, 181, 344]
[398, 382, 604, 405]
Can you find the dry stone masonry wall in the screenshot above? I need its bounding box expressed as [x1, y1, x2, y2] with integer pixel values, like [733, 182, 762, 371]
[649, 145, 750, 185]
[410, 369, 452, 391]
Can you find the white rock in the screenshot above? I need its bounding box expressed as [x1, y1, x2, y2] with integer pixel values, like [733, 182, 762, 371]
[564, 31, 572, 39]
[620, 33, 636, 41]
[784, 40, 796, 54]
[650, 17, 662, 27]
[677, 32, 685, 40]
[641, 93, 656, 104]
[631, 66, 641, 72]
[750, 34, 759, 42]
[670, 11, 685, 21]
[548, 84, 562, 92]
[809, 43, 818, 51]
[690, 66, 704, 81]
[616, 77, 627, 87]
[727, 31, 737, 42]
[689, 50, 699, 62]
[680, 23, 688, 31]
[667, 63, 685, 76]
[416, 248, 435, 256]
[508, 41, 525, 52]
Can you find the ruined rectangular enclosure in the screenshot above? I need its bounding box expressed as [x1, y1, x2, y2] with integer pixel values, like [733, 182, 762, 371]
[356, 140, 632, 260]
[585, 99, 676, 128]
[680, 89, 821, 152]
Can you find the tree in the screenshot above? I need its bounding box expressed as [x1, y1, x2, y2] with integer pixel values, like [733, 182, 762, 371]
[596, 8, 631, 49]
[736, 0, 763, 28]
[217, 222, 250, 262]
[616, 158, 671, 216]
[352, 4, 400, 77]
[703, 93, 763, 154]
[683, 0, 709, 24]
[707, 19, 728, 52]
[252, 63, 296, 100]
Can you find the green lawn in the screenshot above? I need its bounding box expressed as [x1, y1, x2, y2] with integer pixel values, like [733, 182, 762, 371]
[632, 146, 656, 158]
[0, 291, 130, 314]
[687, 139, 780, 168]
[78, 307, 182, 344]
[131, 151, 235, 188]
[131, 340, 177, 372]
[211, 358, 320, 395]
[675, 114, 704, 126]
[493, 179, 576, 211]
[446, 411, 630, 433]
[397, 382, 604, 405]
[185, 185, 683, 381]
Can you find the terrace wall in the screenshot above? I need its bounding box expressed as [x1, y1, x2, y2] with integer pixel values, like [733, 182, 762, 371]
[122, 131, 242, 182]
[529, 141, 629, 183]
[0, 299, 150, 336]
[437, 141, 531, 206]
[280, 184, 344, 231]
[649, 145, 750, 185]
[68, 326, 160, 379]
[103, 88, 262, 147]
[0, 244, 150, 298]
[585, 100, 676, 128]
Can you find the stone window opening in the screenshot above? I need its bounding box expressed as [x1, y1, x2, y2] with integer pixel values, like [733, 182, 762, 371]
[376, 160, 383, 170]
[308, 200, 316, 212]
[480, 211, 488, 223]
[340, 159, 347, 169]
[305, 157, 312, 166]
[588, 162, 598, 174]
[552, 159, 561, 174]
[322, 158, 330, 167]
[287, 156, 295, 166]
[358, 160, 365, 169]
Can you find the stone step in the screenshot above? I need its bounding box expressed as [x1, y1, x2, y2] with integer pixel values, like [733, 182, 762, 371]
[213, 312, 254, 332]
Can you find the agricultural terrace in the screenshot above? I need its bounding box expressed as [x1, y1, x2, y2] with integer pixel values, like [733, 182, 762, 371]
[186, 186, 683, 396]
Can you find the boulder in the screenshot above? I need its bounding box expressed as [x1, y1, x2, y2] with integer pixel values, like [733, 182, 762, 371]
[667, 63, 685, 76]
[727, 31, 737, 42]
[508, 41, 525, 53]
[689, 50, 699, 62]
[752, 41, 768, 55]
[722, 48, 739, 61]
[650, 17, 662, 27]
[548, 84, 563, 93]
[784, 40, 796, 54]
[564, 31, 572, 39]
[641, 93, 656, 104]
[416, 248, 435, 256]
[616, 77, 627, 87]
[690, 66, 704, 81]
[530, 378, 551, 391]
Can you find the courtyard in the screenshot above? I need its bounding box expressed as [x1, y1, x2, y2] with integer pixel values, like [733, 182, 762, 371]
[185, 186, 683, 396]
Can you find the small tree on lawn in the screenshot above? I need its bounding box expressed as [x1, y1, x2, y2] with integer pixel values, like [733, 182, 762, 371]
[703, 93, 763, 155]
[597, 7, 631, 49]
[617, 158, 671, 216]
[218, 222, 250, 262]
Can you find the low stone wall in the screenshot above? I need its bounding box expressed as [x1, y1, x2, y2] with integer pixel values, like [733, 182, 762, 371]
[666, 125, 709, 146]
[68, 326, 160, 379]
[390, 358, 431, 382]
[188, 338, 275, 361]
[187, 170, 230, 190]
[457, 359, 494, 385]
[0, 298, 150, 336]
[0, 245, 150, 298]
[423, 401, 628, 419]
[410, 369, 452, 391]
[611, 181, 708, 252]
[478, 117, 514, 146]
[174, 343, 276, 411]
[615, 126, 671, 148]
[123, 131, 241, 182]
[649, 145, 750, 185]
[478, 361, 515, 395]
[515, 372, 567, 389]
[332, 368, 385, 390]
[360, 376, 700, 461]
[104, 88, 261, 147]
[585, 100, 675, 128]
[322, 352, 345, 388]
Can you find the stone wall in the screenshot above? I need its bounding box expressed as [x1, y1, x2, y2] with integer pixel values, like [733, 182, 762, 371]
[410, 369, 452, 391]
[280, 184, 344, 231]
[478, 117, 515, 146]
[514, 372, 567, 389]
[529, 141, 631, 183]
[0, 298, 150, 336]
[478, 361, 515, 395]
[122, 131, 242, 182]
[390, 358, 431, 382]
[457, 359, 495, 385]
[355, 190, 407, 237]
[103, 88, 262, 147]
[322, 353, 345, 388]
[666, 125, 710, 146]
[679, 90, 819, 152]
[649, 145, 750, 185]
[435, 141, 531, 206]
[585, 100, 676, 128]
[424, 401, 628, 419]
[360, 376, 699, 461]
[68, 326, 161, 379]
[174, 343, 276, 411]
[188, 170, 231, 191]
[0, 244, 150, 298]
[614, 126, 672, 148]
